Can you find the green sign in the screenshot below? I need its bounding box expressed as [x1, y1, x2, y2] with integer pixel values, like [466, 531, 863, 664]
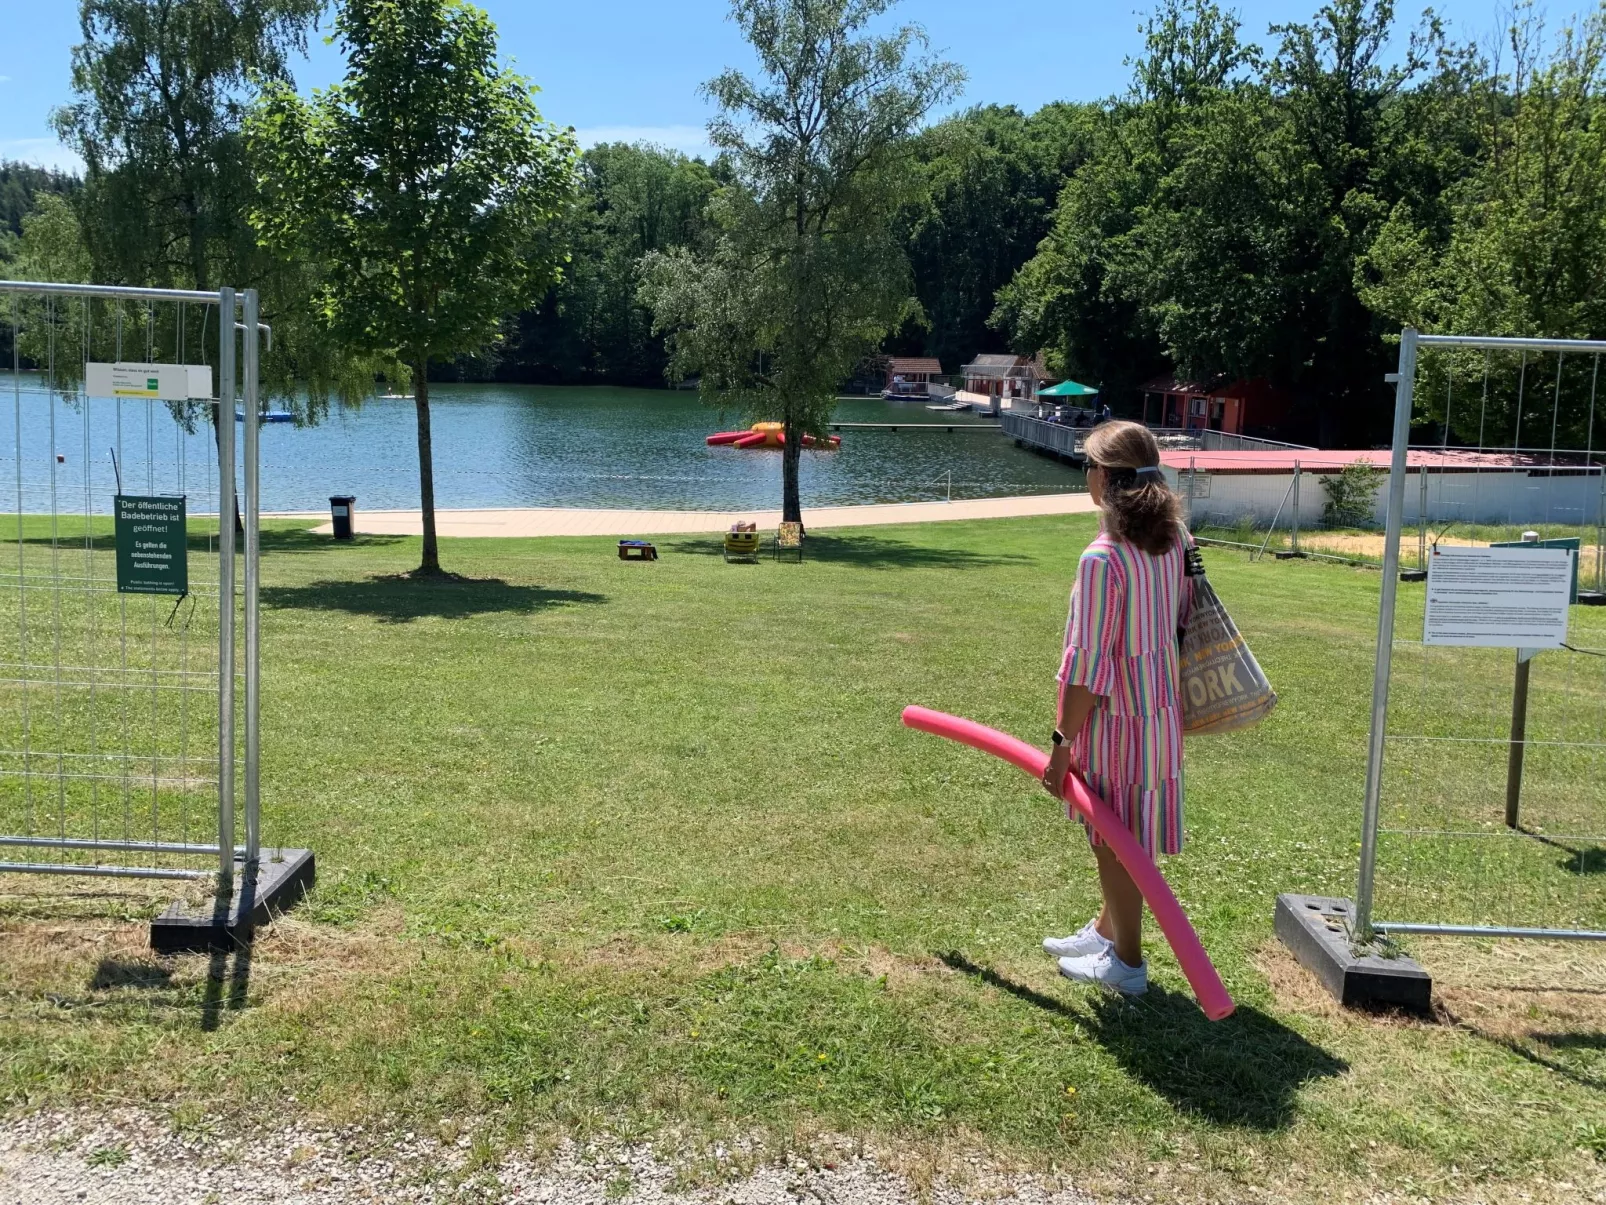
[115, 495, 188, 596]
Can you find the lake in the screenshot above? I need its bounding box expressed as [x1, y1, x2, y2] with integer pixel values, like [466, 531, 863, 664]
[3, 379, 1085, 513]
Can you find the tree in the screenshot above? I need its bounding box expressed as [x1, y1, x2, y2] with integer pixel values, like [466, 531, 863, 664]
[482, 142, 720, 385]
[52, 0, 373, 510]
[893, 103, 1097, 370]
[640, 0, 961, 525]
[1360, 5, 1606, 448]
[247, 0, 578, 575]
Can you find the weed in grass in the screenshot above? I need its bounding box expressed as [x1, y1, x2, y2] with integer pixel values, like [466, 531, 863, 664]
[86, 1143, 128, 1168]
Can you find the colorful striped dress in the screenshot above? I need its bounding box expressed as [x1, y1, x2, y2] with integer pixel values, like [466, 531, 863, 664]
[1057, 531, 1192, 856]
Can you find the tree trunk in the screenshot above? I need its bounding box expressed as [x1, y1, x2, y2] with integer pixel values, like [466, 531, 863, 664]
[781, 411, 803, 526]
[414, 364, 441, 575]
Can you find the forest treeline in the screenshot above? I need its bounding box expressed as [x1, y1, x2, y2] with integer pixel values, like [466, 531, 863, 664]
[4, 0, 1604, 446]
[342, 0, 1606, 446]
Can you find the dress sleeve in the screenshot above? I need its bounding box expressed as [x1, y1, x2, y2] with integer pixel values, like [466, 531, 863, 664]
[1058, 547, 1120, 695]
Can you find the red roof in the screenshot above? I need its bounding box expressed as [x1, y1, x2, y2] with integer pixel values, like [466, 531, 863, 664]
[887, 357, 943, 375]
[1159, 449, 1601, 473]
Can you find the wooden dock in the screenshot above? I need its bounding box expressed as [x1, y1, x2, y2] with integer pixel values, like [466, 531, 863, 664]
[1000, 411, 1089, 463]
[829, 421, 1002, 433]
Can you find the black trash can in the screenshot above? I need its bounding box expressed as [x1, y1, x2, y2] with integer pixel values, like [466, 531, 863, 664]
[329, 495, 356, 540]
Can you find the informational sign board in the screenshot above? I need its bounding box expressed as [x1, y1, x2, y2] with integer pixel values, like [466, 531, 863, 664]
[1490, 536, 1582, 603]
[86, 361, 212, 402]
[1423, 546, 1572, 648]
[1182, 471, 1211, 498]
[114, 495, 188, 596]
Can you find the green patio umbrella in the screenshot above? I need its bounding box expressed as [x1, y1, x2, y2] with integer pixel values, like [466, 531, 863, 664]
[1036, 379, 1099, 397]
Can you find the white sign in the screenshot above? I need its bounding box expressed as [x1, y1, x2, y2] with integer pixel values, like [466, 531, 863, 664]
[85, 362, 212, 402]
[1423, 546, 1573, 648]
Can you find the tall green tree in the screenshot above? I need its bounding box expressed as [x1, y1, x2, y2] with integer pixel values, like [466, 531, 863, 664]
[484, 142, 719, 385]
[247, 0, 578, 575]
[892, 103, 1096, 370]
[640, 0, 961, 524]
[1361, 5, 1606, 447]
[53, 0, 374, 435]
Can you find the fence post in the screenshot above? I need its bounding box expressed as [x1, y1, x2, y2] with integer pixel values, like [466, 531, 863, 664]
[1505, 651, 1532, 828]
[1187, 456, 1196, 529]
[1291, 462, 1301, 554]
[1418, 465, 1430, 570]
[1355, 329, 1418, 941]
[242, 289, 261, 870]
[216, 287, 236, 893]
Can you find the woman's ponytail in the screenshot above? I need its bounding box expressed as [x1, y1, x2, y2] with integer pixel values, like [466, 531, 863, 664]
[1084, 421, 1182, 556]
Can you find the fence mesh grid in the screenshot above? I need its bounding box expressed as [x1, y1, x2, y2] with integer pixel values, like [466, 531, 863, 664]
[1, 289, 237, 880]
[1364, 333, 1606, 939]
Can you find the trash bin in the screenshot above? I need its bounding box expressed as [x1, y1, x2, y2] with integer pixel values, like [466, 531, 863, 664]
[329, 495, 356, 540]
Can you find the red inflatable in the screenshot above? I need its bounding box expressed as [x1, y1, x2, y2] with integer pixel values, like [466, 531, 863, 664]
[901, 705, 1234, 1021]
[706, 422, 841, 450]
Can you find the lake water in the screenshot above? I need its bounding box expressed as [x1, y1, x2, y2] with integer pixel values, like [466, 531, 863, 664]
[3, 378, 1085, 513]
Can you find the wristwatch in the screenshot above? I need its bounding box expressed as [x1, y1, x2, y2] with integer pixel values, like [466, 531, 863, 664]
[1051, 729, 1067, 747]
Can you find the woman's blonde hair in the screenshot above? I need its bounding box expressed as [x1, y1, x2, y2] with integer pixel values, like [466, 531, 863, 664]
[1083, 420, 1183, 556]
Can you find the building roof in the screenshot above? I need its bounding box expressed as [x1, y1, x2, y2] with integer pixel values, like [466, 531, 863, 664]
[1159, 449, 1604, 474]
[963, 354, 1044, 376]
[887, 357, 943, 375]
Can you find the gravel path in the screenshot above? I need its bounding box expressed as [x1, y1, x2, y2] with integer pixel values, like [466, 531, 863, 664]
[0, 1111, 1103, 1205]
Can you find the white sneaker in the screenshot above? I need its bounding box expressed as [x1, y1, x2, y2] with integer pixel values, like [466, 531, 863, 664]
[1042, 919, 1112, 959]
[1057, 949, 1148, 996]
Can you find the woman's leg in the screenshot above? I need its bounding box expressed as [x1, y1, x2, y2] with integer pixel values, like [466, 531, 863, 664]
[1092, 843, 1144, 967]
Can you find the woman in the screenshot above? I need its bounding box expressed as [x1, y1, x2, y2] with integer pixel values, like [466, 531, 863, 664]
[1041, 420, 1191, 996]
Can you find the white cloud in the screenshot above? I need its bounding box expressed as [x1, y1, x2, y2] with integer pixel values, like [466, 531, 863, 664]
[0, 138, 84, 173]
[0, 76, 12, 84]
[571, 124, 715, 160]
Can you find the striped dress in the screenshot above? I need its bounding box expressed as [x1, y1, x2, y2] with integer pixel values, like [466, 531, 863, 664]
[1057, 531, 1191, 856]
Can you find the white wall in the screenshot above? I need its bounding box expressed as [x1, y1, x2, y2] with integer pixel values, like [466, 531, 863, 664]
[1164, 466, 1606, 530]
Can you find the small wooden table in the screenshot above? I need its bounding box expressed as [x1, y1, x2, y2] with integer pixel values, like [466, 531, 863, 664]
[618, 540, 657, 561]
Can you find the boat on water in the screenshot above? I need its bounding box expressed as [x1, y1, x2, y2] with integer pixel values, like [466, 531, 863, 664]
[235, 409, 295, 423]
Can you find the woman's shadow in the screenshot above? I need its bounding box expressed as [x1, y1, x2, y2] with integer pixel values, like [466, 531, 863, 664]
[939, 952, 1347, 1130]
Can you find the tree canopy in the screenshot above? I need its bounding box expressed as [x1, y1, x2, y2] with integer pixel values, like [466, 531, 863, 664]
[246, 0, 578, 573]
[640, 0, 962, 522]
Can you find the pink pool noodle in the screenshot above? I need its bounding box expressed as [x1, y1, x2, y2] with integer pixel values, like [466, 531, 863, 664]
[901, 705, 1235, 1021]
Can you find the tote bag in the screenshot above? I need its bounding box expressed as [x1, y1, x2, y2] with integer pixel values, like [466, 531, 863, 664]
[1178, 540, 1277, 735]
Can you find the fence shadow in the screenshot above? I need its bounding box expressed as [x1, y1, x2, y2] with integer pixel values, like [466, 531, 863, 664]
[261, 575, 606, 623]
[938, 951, 1347, 1130]
[15, 528, 407, 556]
[665, 533, 1031, 571]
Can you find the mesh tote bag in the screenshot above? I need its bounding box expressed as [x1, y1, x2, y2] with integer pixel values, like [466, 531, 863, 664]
[1178, 541, 1278, 735]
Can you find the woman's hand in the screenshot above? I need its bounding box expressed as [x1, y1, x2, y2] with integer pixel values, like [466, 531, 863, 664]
[1042, 742, 1077, 801]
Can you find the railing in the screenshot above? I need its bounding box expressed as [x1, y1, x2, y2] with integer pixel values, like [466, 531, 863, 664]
[1146, 427, 1314, 452]
[1000, 412, 1087, 458]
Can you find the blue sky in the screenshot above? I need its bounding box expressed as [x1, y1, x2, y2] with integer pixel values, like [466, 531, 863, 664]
[0, 0, 1518, 172]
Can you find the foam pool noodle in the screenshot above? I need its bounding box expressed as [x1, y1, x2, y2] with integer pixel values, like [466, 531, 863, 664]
[901, 705, 1234, 1021]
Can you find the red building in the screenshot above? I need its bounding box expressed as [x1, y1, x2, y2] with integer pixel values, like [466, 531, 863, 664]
[1140, 376, 1294, 439]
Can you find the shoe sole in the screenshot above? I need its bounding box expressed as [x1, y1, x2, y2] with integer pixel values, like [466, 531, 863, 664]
[1056, 963, 1148, 996]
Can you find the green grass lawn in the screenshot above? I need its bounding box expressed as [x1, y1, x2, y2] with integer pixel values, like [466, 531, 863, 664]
[1, 515, 1604, 1202]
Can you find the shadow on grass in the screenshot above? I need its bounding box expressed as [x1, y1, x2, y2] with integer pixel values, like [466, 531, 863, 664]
[261, 574, 606, 623]
[90, 958, 174, 991]
[939, 951, 1347, 1130]
[665, 533, 1032, 570]
[1517, 827, 1606, 876]
[16, 527, 407, 557]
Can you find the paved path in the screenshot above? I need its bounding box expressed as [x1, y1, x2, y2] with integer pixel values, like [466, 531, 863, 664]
[274, 493, 1097, 539]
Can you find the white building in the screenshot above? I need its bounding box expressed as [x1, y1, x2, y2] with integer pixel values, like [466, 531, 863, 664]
[1160, 449, 1606, 530]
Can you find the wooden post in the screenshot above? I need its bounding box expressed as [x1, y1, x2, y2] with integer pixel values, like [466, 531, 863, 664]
[1505, 652, 1532, 829]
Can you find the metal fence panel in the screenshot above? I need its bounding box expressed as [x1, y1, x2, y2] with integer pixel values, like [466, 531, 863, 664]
[1356, 329, 1606, 943]
[0, 281, 259, 889]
